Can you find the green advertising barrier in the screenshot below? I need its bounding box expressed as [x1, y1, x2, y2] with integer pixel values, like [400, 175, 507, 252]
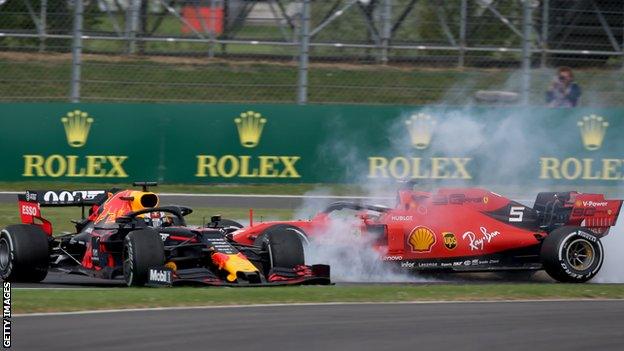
[0, 103, 622, 186]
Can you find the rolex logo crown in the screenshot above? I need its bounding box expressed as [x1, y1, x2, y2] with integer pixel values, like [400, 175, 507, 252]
[577, 114, 608, 151]
[235, 111, 267, 148]
[61, 110, 94, 148]
[405, 113, 435, 150]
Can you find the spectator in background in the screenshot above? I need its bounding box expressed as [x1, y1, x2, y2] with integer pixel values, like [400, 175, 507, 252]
[546, 67, 581, 107]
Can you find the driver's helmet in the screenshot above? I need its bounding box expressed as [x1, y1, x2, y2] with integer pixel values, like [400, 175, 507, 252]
[139, 211, 173, 228]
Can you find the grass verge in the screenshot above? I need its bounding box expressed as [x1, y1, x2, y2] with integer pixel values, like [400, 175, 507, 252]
[0, 181, 362, 196]
[13, 284, 624, 314]
[2, 52, 622, 105]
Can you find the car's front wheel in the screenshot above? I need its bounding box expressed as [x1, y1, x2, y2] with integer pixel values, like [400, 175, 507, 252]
[254, 225, 306, 275]
[123, 228, 165, 286]
[540, 226, 603, 283]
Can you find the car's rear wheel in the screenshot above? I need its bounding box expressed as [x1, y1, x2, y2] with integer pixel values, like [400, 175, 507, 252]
[0, 224, 49, 282]
[540, 226, 603, 283]
[123, 228, 165, 286]
[254, 225, 305, 274]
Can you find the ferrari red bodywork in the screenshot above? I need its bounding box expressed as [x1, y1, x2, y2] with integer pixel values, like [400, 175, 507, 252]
[232, 186, 622, 282]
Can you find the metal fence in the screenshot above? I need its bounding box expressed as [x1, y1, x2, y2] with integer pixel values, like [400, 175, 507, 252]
[0, 0, 622, 105]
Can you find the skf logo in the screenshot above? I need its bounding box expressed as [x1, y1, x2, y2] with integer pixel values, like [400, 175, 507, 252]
[405, 113, 435, 150]
[407, 226, 436, 252]
[235, 111, 266, 148]
[578, 114, 608, 151]
[61, 110, 94, 148]
[443, 232, 457, 250]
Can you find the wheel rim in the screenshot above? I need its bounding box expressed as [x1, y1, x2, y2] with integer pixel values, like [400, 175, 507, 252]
[0, 238, 10, 270]
[565, 238, 595, 271]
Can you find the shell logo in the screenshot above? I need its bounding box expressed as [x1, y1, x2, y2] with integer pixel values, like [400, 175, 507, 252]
[408, 226, 436, 252]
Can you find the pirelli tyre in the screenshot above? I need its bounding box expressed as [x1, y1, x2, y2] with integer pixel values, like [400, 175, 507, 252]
[540, 226, 604, 283]
[254, 225, 306, 273]
[0, 224, 49, 282]
[123, 228, 165, 286]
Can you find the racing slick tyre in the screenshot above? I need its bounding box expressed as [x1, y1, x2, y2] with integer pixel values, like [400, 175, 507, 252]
[540, 226, 603, 283]
[254, 225, 305, 272]
[123, 228, 165, 286]
[0, 224, 49, 282]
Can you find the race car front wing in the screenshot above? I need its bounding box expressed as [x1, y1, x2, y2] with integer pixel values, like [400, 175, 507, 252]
[146, 264, 331, 287]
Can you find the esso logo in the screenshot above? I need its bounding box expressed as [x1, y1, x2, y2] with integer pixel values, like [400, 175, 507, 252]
[21, 205, 39, 216]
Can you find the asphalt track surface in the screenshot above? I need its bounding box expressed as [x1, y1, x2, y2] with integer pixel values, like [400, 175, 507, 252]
[14, 300, 624, 351]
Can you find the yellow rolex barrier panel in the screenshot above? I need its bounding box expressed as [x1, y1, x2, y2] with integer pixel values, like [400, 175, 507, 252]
[0, 103, 622, 186]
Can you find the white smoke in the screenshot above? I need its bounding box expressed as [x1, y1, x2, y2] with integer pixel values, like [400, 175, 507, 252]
[593, 216, 624, 283]
[294, 69, 623, 283]
[292, 182, 419, 282]
[303, 212, 425, 282]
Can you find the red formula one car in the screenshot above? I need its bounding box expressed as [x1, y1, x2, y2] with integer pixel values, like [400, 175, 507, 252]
[232, 183, 622, 282]
[0, 183, 329, 287]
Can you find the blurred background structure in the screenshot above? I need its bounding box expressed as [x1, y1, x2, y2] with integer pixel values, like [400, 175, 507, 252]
[0, 0, 622, 105]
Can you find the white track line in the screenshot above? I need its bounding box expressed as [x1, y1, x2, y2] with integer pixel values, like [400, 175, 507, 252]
[14, 299, 623, 318]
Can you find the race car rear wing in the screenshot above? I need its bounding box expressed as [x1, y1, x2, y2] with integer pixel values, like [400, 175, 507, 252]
[18, 190, 108, 206]
[17, 190, 109, 236]
[534, 191, 622, 236]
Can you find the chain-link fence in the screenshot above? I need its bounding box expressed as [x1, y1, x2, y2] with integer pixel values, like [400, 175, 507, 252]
[0, 0, 622, 105]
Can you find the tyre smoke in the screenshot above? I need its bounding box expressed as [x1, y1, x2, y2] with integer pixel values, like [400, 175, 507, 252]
[593, 219, 624, 283]
[296, 86, 623, 283]
[303, 213, 425, 282]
